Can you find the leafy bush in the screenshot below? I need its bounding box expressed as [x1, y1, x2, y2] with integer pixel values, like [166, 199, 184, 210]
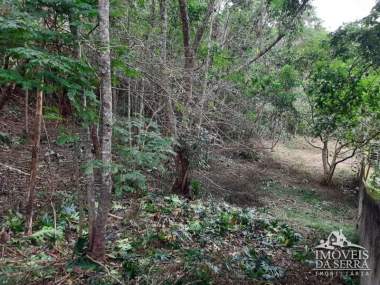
[237, 248, 285, 281]
[257, 219, 302, 247]
[43, 106, 63, 122]
[122, 259, 141, 280]
[0, 131, 12, 146]
[4, 211, 24, 233]
[190, 179, 203, 197]
[112, 117, 174, 196]
[29, 226, 63, 244]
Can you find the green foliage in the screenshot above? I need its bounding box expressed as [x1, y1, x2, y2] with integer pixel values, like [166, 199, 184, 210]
[43, 106, 63, 122]
[56, 127, 80, 145]
[190, 179, 202, 197]
[115, 238, 133, 255]
[37, 212, 53, 228]
[217, 210, 239, 234]
[304, 21, 380, 149]
[114, 171, 147, 195]
[29, 226, 64, 244]
[188, 220, 203, 234]
[0, 131, 12, 146]
[4, 210, 24, 233]
[258, 219, 302, 247]
[112, 117, 173, 196]
[292, 245, 313, 263]
[122, 260, 139, 280]
[234, 247, 285, 280]
[0, 0, 98, 127]
[342, 275, 360, 285]
[74, 236, 89, 256]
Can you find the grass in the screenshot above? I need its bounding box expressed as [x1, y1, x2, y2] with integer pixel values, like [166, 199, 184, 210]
[258, 180, 358, 242]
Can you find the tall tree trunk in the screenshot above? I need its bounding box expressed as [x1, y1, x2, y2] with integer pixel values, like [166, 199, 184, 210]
[128, 79, 132, 147]
[160, 0, 176, 136]
[197, 8, 215, 133]
[112, 88, 118, 116]
[70, 10, 88, 240]
[25, 90, 43, 235]
[174, 0, 215, 196]
[321, 140, 330, 183]
[150, 0, 156, 27]
[84, 120, 96, 247]
[25, 89, 29, 136]
[178, 0, 194, 107]
[174, 0, 194, 197]
[321, 140, 338, 185]
[171, 146, 190, 196]
[89, 0, 113, 260]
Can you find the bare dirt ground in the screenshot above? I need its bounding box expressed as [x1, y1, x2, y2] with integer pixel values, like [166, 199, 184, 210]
[268, 137, 357, 186]
[198, 137, 358, 208]
[0, 99, 77, 218]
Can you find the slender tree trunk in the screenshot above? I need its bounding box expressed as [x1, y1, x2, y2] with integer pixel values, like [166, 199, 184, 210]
[173, 0, 194, 197]
[178, 0, 194, 107]
[326, 157, 337, 185]
[70, 11, 88, 240]
[82, 97, 96, 248]
[321, 140, 330, 182]
[197, 9, 215, 133]
[321, 140, 337, 185]
[138, 80, 145, 145]
[150, 0, 156, 27]
[84, 122, 96, 247]
[160, 0, 176, 136]
[25, 89, 29, 135]
[171, 147, 190, 196]
[89, 0, 113, 260]
[112, 88, 118, 117]
[128, 79, 132, 147]
[25, 90, 43, 235]
[174, 0, 215, 196]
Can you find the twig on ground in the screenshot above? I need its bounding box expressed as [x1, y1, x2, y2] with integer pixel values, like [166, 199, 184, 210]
[108, 213, 123, 220]
[0, 162, 29, 176]
[85, 255, 124, 284]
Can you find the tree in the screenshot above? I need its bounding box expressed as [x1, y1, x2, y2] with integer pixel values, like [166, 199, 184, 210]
[173, 0, 217, 196]
[25, 89, 43, 235]
[305, 38, 380, 185]
[88, 0, 113, 260]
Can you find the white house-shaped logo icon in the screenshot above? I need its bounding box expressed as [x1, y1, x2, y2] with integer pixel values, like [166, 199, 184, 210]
[315, 229, 365, 250]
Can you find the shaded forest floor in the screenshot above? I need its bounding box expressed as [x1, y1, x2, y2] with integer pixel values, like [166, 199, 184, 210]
[0, 100, 358, 285]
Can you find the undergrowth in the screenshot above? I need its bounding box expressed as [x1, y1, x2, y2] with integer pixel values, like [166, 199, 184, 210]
[0, 193, 304, 285]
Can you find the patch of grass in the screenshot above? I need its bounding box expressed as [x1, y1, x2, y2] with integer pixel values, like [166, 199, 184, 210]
[282, 207, 357, 241]
[259, 180, 358, 242]
[260, 181, 322, 204]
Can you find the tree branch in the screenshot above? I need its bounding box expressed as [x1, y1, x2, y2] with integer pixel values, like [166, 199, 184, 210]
[335, 147, 357, 165]
[192, 0, 217, 54]
[229, 0, 309, 74]
[303, 136, 323, 150]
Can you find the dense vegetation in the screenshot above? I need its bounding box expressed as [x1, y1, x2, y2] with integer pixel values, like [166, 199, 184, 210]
[0, 0, 379, 284]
